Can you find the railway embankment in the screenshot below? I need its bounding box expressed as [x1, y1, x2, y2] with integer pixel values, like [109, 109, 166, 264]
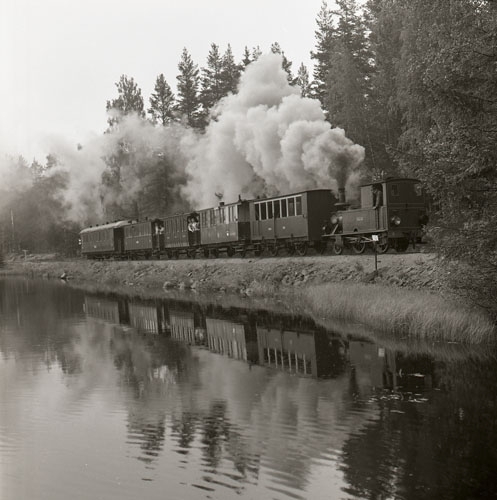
[5, 251, 445, 294]
[3, 251, 495, 342]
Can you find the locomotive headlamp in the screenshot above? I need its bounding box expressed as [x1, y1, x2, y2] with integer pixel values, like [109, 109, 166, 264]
[331, 214, 339, 225]
[390, 215, 401, 226]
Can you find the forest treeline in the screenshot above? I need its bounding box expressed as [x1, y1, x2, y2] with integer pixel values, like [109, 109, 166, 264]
[1, 0, 496, 316]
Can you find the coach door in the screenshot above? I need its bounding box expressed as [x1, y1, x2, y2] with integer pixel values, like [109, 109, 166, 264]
[187, 213, 200, 246]
[253, 202, 262, 238]
[115, 228, 124, 254]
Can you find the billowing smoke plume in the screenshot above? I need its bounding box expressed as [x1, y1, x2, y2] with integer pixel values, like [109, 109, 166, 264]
[182, 53, 365, 208]
[47, 116, 191, 223]
[43, 52, 364, 223]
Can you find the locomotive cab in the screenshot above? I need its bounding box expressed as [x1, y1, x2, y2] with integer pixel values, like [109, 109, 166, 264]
[329, 178, 428, 254]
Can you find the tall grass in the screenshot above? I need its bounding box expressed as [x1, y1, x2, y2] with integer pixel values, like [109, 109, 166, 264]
[302, 283, 496, 343]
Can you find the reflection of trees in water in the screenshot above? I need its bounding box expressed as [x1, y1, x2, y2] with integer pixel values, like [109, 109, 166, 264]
[171, 411, 198, 451]
[201, 400, 228, 469]
[340, 355, 497, 500]
[0, 279, 85, 372]
[127, 413, 167, 466]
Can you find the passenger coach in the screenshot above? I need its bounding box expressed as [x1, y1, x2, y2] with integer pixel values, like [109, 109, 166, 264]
[249, 189, 337, 256]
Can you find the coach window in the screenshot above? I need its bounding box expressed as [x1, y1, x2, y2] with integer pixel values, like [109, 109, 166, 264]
[229, 205, 237, 222]
[255, 204, 260, 221]
[414, 183, 423, 196]
[261, 202, 267, 220]
[274, 200, 280, 218]
[296, 196, 302, 216]
[268, 201, 273, 219]
[288, 197, 295, 217]
[281, 198, 287, 218]
[391, 184, 399, 196]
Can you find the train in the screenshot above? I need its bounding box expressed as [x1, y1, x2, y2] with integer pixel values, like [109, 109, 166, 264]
[80, 177, 428, 259]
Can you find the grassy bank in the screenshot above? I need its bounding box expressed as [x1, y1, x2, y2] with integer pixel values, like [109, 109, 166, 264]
[3, 254, 495, 343]
[301, 282, 495, 343]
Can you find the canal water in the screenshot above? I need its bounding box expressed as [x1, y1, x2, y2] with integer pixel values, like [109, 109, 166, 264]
[1, 277, 497, 500]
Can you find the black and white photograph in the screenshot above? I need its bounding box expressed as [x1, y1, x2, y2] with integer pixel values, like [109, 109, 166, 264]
[1, 0, 497, 499]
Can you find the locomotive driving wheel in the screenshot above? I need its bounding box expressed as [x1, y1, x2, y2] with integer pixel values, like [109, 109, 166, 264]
[376, 241, 389, 254]
[352, 239, 366, 254]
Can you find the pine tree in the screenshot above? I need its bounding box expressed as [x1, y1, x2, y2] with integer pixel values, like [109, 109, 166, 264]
[176, 48, 202, 128]
[296, 63, 311, 97]
[310, 1, 335, 105]
[148, 74, 176, 126]
[251, 46, 262, 61]
[200, 43, 225, 112]
[221, 44, 241, 95]
[106, 75, 145, 129]
[270, 42, 295, 83]
[241, 46, 252, 67]
[364, 0, 404, 176]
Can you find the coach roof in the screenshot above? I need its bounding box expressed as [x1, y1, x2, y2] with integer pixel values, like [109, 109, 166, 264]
[80, 220, 129, 234]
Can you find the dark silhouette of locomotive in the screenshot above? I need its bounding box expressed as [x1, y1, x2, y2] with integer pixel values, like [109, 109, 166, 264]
[80, 177, 428, 259]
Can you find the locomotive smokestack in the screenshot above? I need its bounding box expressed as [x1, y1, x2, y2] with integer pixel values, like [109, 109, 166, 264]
[335, 186, 349, 210]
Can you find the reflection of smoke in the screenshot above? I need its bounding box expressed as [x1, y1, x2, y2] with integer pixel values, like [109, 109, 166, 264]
[182, 53, 365, 208]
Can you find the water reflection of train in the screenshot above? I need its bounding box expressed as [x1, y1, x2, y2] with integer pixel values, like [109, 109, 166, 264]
[84, 295, 167, 335]
[348, 340, 435, 393]
[83, 293, 437, 390]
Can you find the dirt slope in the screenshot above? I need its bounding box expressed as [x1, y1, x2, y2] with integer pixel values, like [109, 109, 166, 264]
[8, 251, 449, 296]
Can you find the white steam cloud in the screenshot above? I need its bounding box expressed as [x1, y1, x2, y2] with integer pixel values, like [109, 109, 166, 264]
[47, 117, 191, 223]
[182, 53, 365, 208]
[24, 52, 364, 223]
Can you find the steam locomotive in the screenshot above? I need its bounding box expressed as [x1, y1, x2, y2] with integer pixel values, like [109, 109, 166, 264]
[80, 177, 428, 259]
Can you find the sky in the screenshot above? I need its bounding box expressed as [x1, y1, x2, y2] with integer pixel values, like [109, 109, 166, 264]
[1, 0, 329, 163]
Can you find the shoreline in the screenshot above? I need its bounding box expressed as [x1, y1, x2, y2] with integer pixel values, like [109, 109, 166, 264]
[2, 252, 495, 343]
